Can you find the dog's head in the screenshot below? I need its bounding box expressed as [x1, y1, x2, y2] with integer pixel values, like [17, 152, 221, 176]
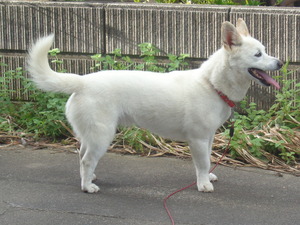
[221, 18, 283, 89]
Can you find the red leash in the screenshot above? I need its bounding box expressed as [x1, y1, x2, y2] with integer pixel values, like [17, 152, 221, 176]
[163, 120, 235, 225]
[163, 181, 196, 225]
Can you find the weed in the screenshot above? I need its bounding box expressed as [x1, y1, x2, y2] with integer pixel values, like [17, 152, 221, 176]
[48, 48, 67, 73]
[91, 43, 189, 73]
[0, 54, 69, 139]
[225, 62, 299, 164]
[91, 49, 134, 71]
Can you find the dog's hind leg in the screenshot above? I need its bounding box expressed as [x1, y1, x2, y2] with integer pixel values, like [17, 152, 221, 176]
[80, 124, 116, 193]
[79, 142, 96, 181]
[79, 142, 86, 179]
[189, 139, 214, 192]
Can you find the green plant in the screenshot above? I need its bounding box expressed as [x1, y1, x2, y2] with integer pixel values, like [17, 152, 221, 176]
[90, 48, 134, 71]
[155, 0, 178, 3]
[48, 48, 67, 73]
[117, 127, 158, 154]
[166, 54, 190, 72]
[225, 62, 299, 164]
[243, 0, 261, 5]
[268, 62, 300, 129]
[91, 43, 189, 73]
[18, 91, 68, 138]
[137, 43, 165, 72]
[0, 53, 69, 139]
[185, 0, 237, 4]
[155, 0, 261, 5]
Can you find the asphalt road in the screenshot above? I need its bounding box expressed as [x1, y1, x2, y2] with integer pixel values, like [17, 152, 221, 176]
[0, 146, 299, 225]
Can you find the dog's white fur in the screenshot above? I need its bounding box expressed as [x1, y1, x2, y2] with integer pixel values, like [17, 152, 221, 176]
[28, 19, 282, 193]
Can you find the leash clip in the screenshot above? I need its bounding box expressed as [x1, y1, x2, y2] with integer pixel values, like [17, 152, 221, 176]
[229, 108, 235, 138]
[230, 108, 235, 121]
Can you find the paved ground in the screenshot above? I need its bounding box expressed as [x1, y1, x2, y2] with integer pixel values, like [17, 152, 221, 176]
[0, 145, 299, 225]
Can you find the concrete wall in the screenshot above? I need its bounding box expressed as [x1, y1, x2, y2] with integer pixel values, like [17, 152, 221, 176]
[0, 1, 299, 109]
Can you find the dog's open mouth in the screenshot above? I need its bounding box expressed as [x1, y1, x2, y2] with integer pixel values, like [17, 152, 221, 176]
[248, 68, 280, 89]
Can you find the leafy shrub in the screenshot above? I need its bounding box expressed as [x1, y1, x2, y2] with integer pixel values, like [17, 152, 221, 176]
[90, 43, 189, 73]
[225, 62, 300, 164]
[0, 58, 69, 139]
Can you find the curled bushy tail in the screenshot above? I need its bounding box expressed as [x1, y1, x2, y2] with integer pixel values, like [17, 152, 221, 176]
[27, 34, 82, 94]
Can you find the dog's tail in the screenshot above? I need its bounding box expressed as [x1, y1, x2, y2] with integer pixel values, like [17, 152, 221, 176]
[27, 34, 82, 94]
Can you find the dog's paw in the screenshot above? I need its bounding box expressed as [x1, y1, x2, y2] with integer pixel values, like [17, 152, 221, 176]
[82, 183, 100, 193]
[209, 173, 218, 182]
[197, 181, 214, 192]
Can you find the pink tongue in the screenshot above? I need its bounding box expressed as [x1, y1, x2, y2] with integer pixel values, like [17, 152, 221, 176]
[259, 70, 280, 90]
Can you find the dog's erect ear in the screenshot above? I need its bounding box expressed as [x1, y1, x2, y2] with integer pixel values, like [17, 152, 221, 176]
[221, 21, 243, 50]
[236, 18, 250, 36]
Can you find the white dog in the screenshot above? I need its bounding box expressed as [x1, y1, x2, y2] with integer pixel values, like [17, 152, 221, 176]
[28, 18, 282, 193]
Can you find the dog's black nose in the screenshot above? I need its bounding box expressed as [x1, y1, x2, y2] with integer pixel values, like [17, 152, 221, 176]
[277, 60, 284, 69]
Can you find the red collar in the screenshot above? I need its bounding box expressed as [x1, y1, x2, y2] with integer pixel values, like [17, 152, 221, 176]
[216, 90, 235, 108]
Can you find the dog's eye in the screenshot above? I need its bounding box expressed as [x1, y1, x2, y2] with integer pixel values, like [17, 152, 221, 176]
[255, 51, 262, 57]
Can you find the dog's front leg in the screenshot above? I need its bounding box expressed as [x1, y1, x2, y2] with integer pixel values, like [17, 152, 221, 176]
[189, 139, 214, 192]
[208, 136, 218, 183]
